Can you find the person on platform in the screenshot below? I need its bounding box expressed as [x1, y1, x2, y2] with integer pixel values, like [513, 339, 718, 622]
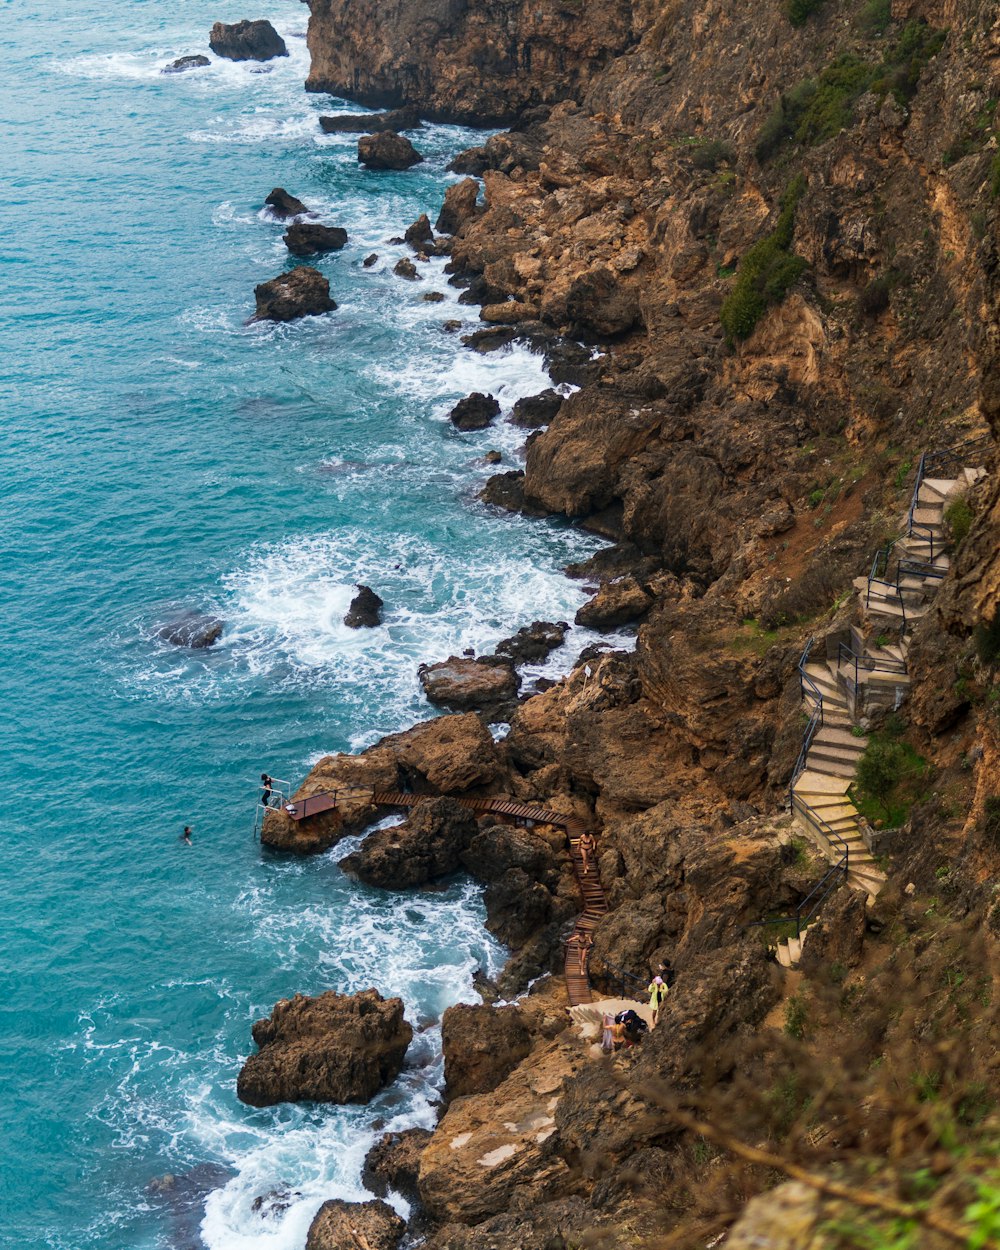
[261, 773, 274, 807]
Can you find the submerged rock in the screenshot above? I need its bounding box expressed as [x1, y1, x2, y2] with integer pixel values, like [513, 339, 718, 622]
[358, 131, 424, 170]
[306, 1198, 405, 1250]
[162, 54, 210, 74]
[253, 267, 335, 322]
[263, 187, 309, 219]
[282, 223, 347, 256]
[339, 796, 479, 889]
[449, 392, 500, 431]
[419, 656, 519, 710]
[209, 19, 288, 62]
[344, 584, 384, 628]
[320, 106, 422, 134]
[157, 611, 224, 649]
[237, 989, 412, 1107]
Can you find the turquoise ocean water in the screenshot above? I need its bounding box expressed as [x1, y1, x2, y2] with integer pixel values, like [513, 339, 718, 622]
[1, 4, 607, 1246]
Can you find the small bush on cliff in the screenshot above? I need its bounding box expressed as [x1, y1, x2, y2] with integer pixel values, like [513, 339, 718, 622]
[852, 734, 929, 826]
[858, 0, 892, 35]
[858, 274, 891, 317]
[945, 495, 973, 547]
[690, 138, 735, 171]
[974, 615, 1000, 667]
[786, 0, 825, 27]
[720, 177, 808, 343]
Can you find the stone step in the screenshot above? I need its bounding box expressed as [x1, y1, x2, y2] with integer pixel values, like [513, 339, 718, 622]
[814, 726, 867, 750]
[923, 476, 960, 497]
[918, 481, 951, 504]
[795, 771, 851, 795]
[865, 597, 928, 623]
[911, 506, 945, 526]
[805, 752, 858, 778]
[849, 868, 886, 895]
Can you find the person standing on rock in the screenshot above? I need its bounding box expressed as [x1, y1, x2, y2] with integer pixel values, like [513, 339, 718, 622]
[578, 830, 597, 876]
[647, 974, 667, 1025]
[180, 826, 193, 846]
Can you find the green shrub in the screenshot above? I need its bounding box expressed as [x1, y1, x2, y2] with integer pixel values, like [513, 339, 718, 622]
[852, 735, 929, 826]
[690, 138, 736, 171]
[755, 20, 946, 162]
[981, 797, 1000, 847]
[786, 0, 825, 27]
[974, 615, 1000, 666]
[857, 0, 892, 35]
[945, 495, 973, 546]
[720, 176, 808, 342]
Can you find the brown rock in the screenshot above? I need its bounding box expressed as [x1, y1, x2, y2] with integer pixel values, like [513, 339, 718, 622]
[339, 797, 479, 889]
[210, 19, 287, 62]
[510, 389, 564, 429]
[460, 823, 559, 885]
[405, 213, 434, 250]
[162, 55, 210, 74]
[423, 291, 446, 302]
[448, 392, 500, 431]
[358, 131, 424, 170]
[283, 223, 348, 256]
[344, 584, 384, 628]
[319, 106, 422, 133]
[723, 1183, 820, 1250]
[237, 989, 412, 1107]
[483, 869, 553, 945]
[361, 1128, 433, 1203]
[494, 620, 567, 664]
[305, 1198, 405, 1250]
[419, 656, 519, 710]
[363, 253, 378, 267]
[436, 178, 481, 234]
[441, 1003, 532, 1099]
[388, 713, 503, 792]
[480, 300, 539, 325]
[574, 576, 652, 629]
[798, 887, 867, 977]
[253, 267, 335, 322]
[565, 267, 642, 338]
[393, 257, 420, 280]
[264, 187, 309, 219]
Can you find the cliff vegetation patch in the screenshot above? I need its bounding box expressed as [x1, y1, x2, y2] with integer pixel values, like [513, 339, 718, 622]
[720, 176, 808, 343]
[755, 20, 948, 162]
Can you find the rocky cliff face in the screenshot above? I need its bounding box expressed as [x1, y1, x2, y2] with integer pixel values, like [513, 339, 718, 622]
[304, 0, 640, 123]
[282, 1, 1000, 1244]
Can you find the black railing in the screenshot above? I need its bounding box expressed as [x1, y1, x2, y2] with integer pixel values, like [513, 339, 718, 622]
[836, 642, 907, 693]
[586, 954, 648, 1002]
[789, 638, 824, 798]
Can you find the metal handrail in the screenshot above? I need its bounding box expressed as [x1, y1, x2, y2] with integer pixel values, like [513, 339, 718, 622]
[586, 954, 649, 1001]
[836, 641, 907, 681]
[797, 636, 824, 721]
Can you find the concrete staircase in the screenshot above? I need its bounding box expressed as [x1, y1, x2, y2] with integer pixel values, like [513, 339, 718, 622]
[779, 450, 987, 970]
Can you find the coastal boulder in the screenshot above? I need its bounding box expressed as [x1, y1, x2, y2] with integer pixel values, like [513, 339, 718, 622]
[320, 107, 422, 134]
[344, 584, 383, 628]
[253, 267, 335, 322]
[358, 131, 424, 170]
[419, 656, 519, 711]
[494, 621, 567, 665]
[441, 1003, 532, 1099]
[209, 19, 287, 62]
[449, 392, 500, 431]
[461, 823, 559, 885]
[162, 55, 210, 74]
[283, 223, 348, 257]
[306, 1199, 405, 1250]
[393, 257, 420, 281]
[436, 178, 480, 235]
[264, 187, 308, 219]
[157, 610, 223, 649]
[575, 576, 653, 629]
[237, 989, 412, 1107]
[510, 389, 564, 429]
[340, 797, 479, 889]
[405, 213, 434, 251]
[565, 267, 641, 338]
[362, 1128, 433, 1204]
[387, 712, 503, 792]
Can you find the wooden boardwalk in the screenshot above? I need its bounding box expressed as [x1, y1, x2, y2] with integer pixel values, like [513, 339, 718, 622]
[364, 791, 608, 1006]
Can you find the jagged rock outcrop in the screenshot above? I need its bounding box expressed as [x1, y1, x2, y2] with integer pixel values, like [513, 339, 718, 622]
[209, 19, 287, 62]
[435, 178, 480, 235]
[441, 1003, 532, 1099]
[494, 620, 567, 664]
[306, 1198, 405, 1250]
[510, 389, 563, 428]
[344, 584, 383, 628]
[264, 187, 309, 219]
[253, 267, 335, 321]
[304, 0, 639, 125]
[362, 1128, 433, 1203]
[319, 106, 422, 133]
[419, 656, 519, 711]
[358, 131, 423, 169]
[237, 990, 412, 1107]
[339, 797, 479, 889]
[448, 392, 500, 430]
[162, 55, 210, 74]
[283, 223, 348, 256]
